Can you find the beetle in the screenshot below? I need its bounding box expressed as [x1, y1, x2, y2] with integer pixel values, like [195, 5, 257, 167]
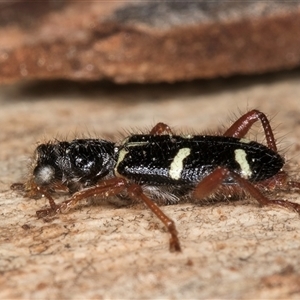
[21, 110, 300, 252]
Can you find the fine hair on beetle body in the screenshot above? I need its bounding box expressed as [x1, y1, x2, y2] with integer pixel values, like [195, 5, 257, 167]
[12, 109, 300, 252]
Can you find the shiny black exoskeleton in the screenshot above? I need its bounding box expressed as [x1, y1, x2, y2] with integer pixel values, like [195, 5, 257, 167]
[116, 135, 284, 185]
[33, 134, 284, 196]
[21, 109, 300, 253]
[33, 139, 115, 192]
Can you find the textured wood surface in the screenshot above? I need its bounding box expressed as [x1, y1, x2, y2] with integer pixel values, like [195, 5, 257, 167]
[1, 72, 300, 298]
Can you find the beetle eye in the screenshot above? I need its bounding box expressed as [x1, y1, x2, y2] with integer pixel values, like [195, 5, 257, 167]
[33, 165, 56, 186]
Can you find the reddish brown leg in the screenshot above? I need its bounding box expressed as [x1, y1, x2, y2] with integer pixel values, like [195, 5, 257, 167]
[192, 168, 229, 199]
[150, 122, 173, 135]
[37, 177, 181, 252]
[257, 171, 300, 194]
[36, 178, 128, 217]
[33, 188, 65, 216]
[10, 182, 25, 191]
[10, 180, 62, 213]
[255, 170, 288, 191]
[223, 110, 300, 196]
[223, 110, 277, 151]
[24, 180, 69, 212]
[230, 172, 300, 213]
[127, 184, 181, 252]
[193, 167, 300, 214]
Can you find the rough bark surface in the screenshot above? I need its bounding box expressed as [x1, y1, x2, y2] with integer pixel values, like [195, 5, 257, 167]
[1, 1, 300, 84]
[1, 71, 300, 298]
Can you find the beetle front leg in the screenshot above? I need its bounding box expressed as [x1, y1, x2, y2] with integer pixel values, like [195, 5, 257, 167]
[224, 110, 277, 151]
[36, 177, 181, 252]
[36, 177, 127, 218]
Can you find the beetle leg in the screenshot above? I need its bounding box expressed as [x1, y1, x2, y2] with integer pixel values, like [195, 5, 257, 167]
[229, 172, 300, 214]
[150, 122, 173, 135]
[255, 170, 288, 191]
[192, 167, 229, 199]
[36, 177, 181, 252]
[36, 177, 127, 218]
[223, 110, 277, 152]
[10, 182, 25, 191]
[193, 167, 300, 214]
[127, 183, 181, 252]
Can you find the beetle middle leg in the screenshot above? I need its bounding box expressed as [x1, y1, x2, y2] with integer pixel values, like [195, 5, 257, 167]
[150, 122, 173, 135]
[37, 177, 181, 252]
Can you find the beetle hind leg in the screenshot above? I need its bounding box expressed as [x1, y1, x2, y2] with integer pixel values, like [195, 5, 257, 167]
[223, 110, 277, 152]
[230, 172, 300, 214]
[192, 167, 300, 214]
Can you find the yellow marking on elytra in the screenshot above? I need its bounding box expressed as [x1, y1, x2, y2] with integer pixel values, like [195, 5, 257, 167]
[181, 134, 194, 139]
[240, 138, 251, 144]
[121, 135, 149, 147]
[127, 141, 149, 147]
[234, 149, 252, 179]
[114, 148, 128, 177]
[169, 148, 191, 180]
[120, 137, 129, 145]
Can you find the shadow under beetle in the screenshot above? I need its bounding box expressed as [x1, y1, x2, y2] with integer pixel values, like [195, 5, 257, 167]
[19, 110, 300, 252]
